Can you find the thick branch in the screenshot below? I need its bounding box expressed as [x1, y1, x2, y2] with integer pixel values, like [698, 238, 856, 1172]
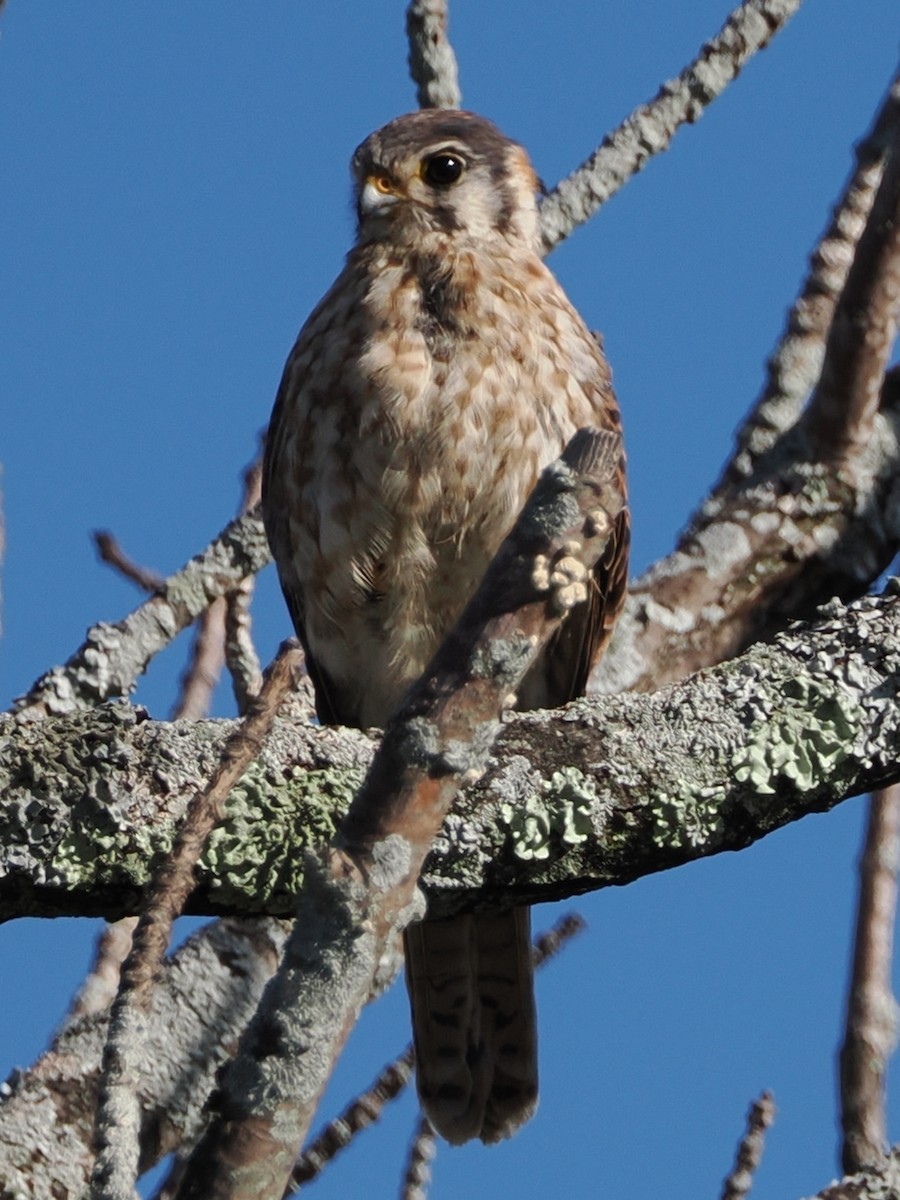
[0, 918, 288, 1200]
[1, 587, 898, 924]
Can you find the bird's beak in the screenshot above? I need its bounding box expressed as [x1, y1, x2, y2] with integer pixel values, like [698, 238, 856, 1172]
[358, 174, 402, 217]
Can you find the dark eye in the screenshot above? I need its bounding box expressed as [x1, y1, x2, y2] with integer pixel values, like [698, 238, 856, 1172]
[422, 152, 465, 187]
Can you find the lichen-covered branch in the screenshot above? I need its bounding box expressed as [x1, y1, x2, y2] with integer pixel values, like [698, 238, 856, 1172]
[590, 63, 900, 698]
[538, 0, 802, 253]
[1, 587, 898, 924]
[15, 508, 271, 718]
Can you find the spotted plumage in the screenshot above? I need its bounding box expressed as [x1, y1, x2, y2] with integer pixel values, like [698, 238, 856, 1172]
[263, 109, 629, 1144]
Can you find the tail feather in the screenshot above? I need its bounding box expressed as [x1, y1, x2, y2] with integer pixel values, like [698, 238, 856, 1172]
[404, 907, 538, 1144]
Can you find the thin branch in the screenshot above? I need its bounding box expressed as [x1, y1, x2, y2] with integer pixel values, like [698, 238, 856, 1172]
[720, 1092, 776, 1200]
[538, 0, 802, 254]
[287, 1050, 416, 1192]
[284, 914, 585, 1193]
[225, 455, 265, 711]
[172, 597, 227, 722]
[66, 917, 139, 1023]
[172, 430, 626, 1200]
[406, 0, 461, 110]
[839, 784, 900, 1175]
[400, 1116, 436, 1200]
[730, 67, 900, 477]
[90, 642, 304, 1200]
[15, 506, 271, 717]
[804, 76, 900, 466]
[92, 531, 165, 594]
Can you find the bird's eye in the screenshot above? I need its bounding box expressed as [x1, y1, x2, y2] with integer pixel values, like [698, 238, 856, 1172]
[422, 153, 465, 187]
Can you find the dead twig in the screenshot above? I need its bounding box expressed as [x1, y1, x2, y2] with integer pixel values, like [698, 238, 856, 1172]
[92, 531, 165, 594]
[17, 506, 271, 718]
[804, 75, 900, 467]
[720, 1091, 776, 1200]
[400, 1116, 436, 1200]
[839, 784, 900, 1175]
[731, 66, 900, 477]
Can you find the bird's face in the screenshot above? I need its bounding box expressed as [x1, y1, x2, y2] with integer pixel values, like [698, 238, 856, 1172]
[351, 110, 541, 250]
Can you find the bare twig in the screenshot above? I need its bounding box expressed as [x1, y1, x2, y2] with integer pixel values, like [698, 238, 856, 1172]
[287, 1050, 416, 1192]
[66, 917, 140, 1023]
[804, 76, 900, 466]
[839, 785, 900, 1175]
[400, 1116, 436, 1200]
[90, 641, 304, 1200]
[172, 430, 626, 1200]
[172, 597, 228, 721]
[92, 531, 165, 594]
[731, 67, 900, 476]
[720, 1091, 776, 1200]
[285, 914, 586, 1193]
[225, 456, 265, 711]
[406, 0, 461, 110]
[538, 0, 802, 253]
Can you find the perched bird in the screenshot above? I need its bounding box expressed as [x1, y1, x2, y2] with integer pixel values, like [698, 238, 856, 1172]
[262, 109, 629, 1145]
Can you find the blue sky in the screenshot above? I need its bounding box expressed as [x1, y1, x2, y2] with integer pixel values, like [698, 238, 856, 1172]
[1, 3, 899, 1198]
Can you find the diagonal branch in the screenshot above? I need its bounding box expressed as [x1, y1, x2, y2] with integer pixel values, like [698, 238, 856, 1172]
[171, 430, 626, 1199]
[804, 75, 900, 466]
[538, 0, 803, 253]
[731, 67, 900, 476]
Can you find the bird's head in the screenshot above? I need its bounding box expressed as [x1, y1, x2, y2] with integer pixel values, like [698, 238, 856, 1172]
[350, 110, 541, 251]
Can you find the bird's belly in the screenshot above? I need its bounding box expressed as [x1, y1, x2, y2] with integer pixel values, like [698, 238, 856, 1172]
[300, 376, 574, 727]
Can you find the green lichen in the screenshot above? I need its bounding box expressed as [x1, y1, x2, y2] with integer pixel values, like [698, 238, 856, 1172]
[732, 674, 862, 796]
[203, 761, 364, 908]
[501, 766, 596, 861]
[651, 784, 726, 850]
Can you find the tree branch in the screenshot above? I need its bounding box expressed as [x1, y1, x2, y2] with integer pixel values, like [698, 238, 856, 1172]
[538, 0, 803, 253]
[171, 429, 626, 1200]
[90, 643, 304, 1200]
[406, 0, 461, 110]
[839, 785, 900, 1174]
[14, 508, 271, 718]
[1, 586, 898, 925]
[730, 67, 900, 476]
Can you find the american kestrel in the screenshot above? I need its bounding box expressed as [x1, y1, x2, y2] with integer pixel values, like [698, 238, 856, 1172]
[262, 109, 629, 1145]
